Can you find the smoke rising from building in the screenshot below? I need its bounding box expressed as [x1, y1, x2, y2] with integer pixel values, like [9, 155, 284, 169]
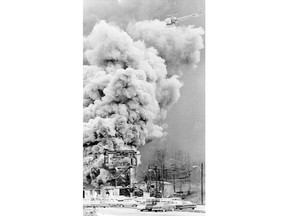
[83, 19, 204, 186]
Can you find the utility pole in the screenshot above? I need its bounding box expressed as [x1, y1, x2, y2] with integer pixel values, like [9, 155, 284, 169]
[193, 164, 204, 205]
[162, 164, 165, 196]
[154, 166, 158, 197]
[200, 163, 204, 205]
[173, 172, 176, 193]
[188, 173, 191, 192]
[149, 171, 151, 193]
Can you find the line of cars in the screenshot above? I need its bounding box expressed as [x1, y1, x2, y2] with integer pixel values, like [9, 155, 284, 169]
[84, 196, 197, 212]
[137, 197, 196, 212]
[84, 196, 139, 208]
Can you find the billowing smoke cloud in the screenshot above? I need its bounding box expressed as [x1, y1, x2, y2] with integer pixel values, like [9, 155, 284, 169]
[83, 20, 204, 186]
[127, 20, 204, 74]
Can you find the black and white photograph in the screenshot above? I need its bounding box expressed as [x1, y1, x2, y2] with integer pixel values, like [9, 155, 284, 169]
[83, 0, 205, 215]
[2, 1, 288, 216]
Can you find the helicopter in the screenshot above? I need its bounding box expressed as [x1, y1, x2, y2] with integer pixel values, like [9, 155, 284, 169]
[164, 9, 202, 27]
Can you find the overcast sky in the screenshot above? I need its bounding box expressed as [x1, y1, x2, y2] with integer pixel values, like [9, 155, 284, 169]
[83, 0, 205, 162]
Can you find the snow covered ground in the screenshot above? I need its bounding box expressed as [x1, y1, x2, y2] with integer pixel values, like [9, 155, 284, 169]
[96, 206, 205, 216]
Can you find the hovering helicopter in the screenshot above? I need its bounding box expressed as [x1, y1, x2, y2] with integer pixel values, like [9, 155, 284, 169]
[164, 9, 202, 27]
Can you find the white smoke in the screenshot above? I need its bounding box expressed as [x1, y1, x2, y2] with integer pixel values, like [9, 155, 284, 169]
[127, 19, 204, 75]
[83, 20, 204, 186]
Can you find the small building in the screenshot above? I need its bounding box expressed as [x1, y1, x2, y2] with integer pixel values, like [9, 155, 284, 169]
[83, 183, 135, 199]
[150, 181, 173, 197]
[135, 181, 174, 198]
[83, 183, 99, 199]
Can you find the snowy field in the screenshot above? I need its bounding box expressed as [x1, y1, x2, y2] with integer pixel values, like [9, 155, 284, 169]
[96, 207, 205, 216]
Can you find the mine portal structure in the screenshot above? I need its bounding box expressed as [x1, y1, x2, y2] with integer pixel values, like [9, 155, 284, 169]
[103, 149, 138, 169]
[103, 149, 139, 188]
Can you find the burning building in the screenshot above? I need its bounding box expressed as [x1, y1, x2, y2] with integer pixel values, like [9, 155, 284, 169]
[83, 20, 204, 192]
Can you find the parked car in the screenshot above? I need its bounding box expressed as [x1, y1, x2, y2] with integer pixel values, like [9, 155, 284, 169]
[152, 202, 175, 212]
[117, 199, 138, 207]
[182, 201, 197, 210]
[105, 199, 119, 207]
[137, 202, 154, 212]
[98, 200, 109, 208]
[170, 200, 185, 210]
[174, 191, 188, 199]
[137, 199, 159, 211]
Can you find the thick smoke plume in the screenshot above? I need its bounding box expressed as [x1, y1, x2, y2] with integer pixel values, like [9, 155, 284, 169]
[127, 20, 204, 74]
[83, 20, 204, 186]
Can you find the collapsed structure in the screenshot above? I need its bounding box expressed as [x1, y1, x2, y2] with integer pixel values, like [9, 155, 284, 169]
[83, 20, 204, 195]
